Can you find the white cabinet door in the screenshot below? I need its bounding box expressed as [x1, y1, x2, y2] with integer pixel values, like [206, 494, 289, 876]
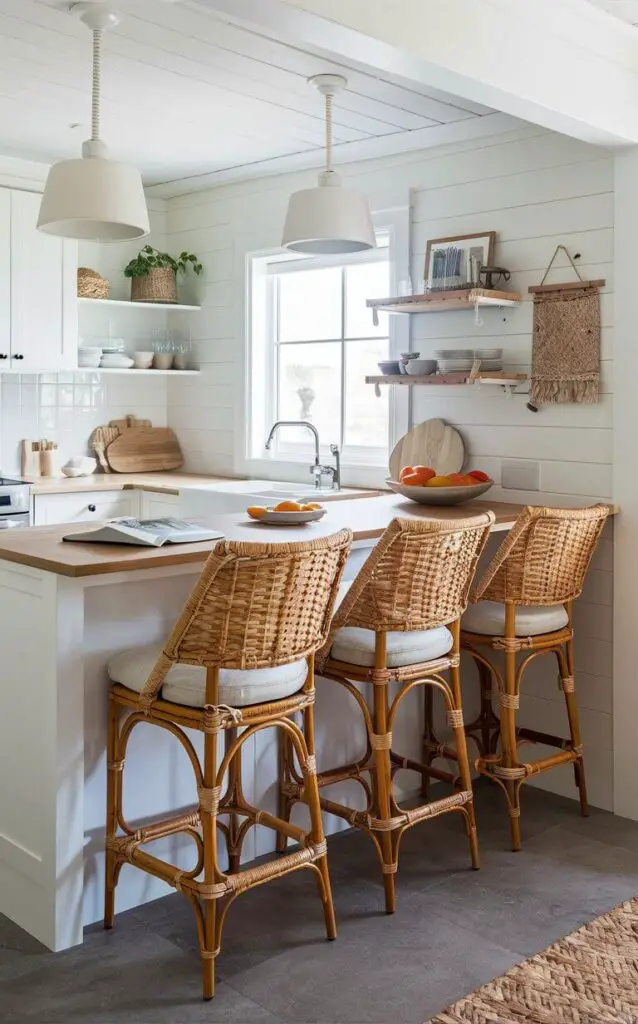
[33, 490, 141, 526]
[9, 190, 78, 372]
[139, 492, 181, 519]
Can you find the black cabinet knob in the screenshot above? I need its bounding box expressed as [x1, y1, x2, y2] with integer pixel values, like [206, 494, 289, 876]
[12, 354, 24, 360]
[0, 354, 8, 360]
[88, 504, 96, 512]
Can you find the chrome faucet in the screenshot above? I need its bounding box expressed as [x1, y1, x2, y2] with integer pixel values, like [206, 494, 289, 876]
[264, 421, 341, 490]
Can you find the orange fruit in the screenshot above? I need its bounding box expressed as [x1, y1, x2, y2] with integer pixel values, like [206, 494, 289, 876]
[402, 466, 436, 486]
[247, 506, 267, 519]
[273, 500, 304, 512]
[399, 465, 414, 482]
[447, 473, 468, 485]
[302, 502, 323, 511]
[467, 470, 490, 483]
[425, 475, 454, 487]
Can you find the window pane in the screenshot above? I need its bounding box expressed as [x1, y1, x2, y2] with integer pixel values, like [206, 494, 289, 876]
[345, 261, 389, 338]
[277, 342, 342, 446]
[278, 267, 342, 342]
[344, 338, 389, 449]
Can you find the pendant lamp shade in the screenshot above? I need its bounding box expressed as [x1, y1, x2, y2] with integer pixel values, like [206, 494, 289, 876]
[37, 4, 149, 243]
[282, 171, 375, 255]
[282, 75, 375, 255]
[38, 145, 149, 242]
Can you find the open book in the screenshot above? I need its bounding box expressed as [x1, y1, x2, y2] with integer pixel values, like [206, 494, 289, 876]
[63, 517, 224, 548]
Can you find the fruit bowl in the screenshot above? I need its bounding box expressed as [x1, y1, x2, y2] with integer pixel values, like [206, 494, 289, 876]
[247, 508, 327, 525]
[386, 478, 494, 506]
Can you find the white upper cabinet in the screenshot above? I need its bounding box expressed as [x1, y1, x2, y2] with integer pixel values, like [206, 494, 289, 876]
[3, 189, 78, 372]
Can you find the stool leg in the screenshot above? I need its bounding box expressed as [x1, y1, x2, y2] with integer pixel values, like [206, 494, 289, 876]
[224, 728, 242, 874]
[557, 640, 589, 817]
[104, 696, 120, 930]
[421, 686, 434, 799]
[501, 606, 522, 852]
[372, 634, 396, 914]
[448, 622, 480, 870]
[200, 697, 220, 1001]
[276, 728, 294, 854]
[303, 672, 337, 941]
[477, 660, 496, 757]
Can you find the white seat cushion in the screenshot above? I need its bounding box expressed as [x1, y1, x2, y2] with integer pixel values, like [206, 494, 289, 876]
[108, 643, 308, 709]
[462, 600, 569, 637]
[330, 625, 453, 668]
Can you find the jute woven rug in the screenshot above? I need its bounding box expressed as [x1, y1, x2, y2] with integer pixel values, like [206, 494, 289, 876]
[427, 897, 638, 1023]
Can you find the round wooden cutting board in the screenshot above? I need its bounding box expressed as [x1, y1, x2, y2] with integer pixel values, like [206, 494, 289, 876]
[389, 418, 465, 479]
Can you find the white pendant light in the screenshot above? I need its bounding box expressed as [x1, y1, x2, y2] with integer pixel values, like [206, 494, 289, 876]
[38, 2, 149, 243]
[282, 74, 375, 255]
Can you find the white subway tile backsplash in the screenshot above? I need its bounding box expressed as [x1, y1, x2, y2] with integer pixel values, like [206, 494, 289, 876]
[0, 372, 168, 474]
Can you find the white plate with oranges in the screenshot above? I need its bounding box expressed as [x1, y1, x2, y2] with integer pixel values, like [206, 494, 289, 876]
[246, 500, 327, 524]
[387, 466, 493, 506]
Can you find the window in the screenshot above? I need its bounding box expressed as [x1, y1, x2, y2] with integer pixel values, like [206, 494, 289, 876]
[246, 207, 410, 482]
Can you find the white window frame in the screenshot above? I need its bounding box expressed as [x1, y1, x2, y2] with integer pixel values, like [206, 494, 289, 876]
[244, 206, 410, 489]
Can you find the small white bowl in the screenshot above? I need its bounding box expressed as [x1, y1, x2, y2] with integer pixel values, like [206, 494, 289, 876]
[133, 351, 154, 369]
[61, 457, 97, 478]
[406, 359, 437, 376]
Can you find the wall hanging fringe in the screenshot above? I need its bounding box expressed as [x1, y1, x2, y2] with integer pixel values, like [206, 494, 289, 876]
[527, 245, 604, 408]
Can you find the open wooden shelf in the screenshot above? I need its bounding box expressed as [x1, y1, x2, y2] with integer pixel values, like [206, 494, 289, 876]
[78, 297, 201, 312]
[366, 288, 522, 317]
[366, 371, 527, 396]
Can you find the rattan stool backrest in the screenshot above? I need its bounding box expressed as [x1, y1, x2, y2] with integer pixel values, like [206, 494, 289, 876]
[326, 514, 494, 639]
[472, 504, 609, 606]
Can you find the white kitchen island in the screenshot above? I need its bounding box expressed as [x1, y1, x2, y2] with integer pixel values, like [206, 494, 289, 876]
[0, 496, 559, 951]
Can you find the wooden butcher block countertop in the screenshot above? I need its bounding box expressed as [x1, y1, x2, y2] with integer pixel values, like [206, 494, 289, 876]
[0, 496, 538, 578]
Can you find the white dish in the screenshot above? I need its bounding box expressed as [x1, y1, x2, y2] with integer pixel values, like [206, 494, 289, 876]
[100, 356, 134, 369]
[386, 477, 493, 506]
[248, 508, 327, 524]
[475, 348, 503, 360]
[78, 357, 102, 367]
[435, 349, 473, 358]
[61, 456, 97, 477]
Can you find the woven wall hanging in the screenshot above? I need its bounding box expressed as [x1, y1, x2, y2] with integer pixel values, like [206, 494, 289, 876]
[527, 245, 604, 409]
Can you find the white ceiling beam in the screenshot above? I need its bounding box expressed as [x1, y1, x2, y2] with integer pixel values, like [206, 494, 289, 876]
[193, 0, 638, 146]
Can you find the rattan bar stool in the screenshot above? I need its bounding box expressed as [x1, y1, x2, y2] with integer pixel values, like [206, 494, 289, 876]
[104, 530, 352, 1000]
[277, 513, 494, 914]
[450, 504, 609, 851]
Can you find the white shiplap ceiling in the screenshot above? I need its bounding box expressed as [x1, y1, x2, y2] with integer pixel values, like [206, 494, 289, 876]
[0, 0, 495, 195]
[586, 0, 638, 23]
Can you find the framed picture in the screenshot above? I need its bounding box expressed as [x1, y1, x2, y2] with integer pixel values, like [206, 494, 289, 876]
[424, 231, 496, 292]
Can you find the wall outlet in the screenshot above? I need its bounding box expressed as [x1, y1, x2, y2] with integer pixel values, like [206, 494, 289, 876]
[501, 459, 540, 491]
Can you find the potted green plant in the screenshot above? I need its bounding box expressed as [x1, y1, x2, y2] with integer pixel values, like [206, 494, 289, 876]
[123, 246, 204, 304]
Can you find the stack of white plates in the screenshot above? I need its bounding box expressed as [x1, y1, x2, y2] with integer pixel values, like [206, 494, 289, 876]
[475, 347, 503, 372]
[435, 348, 474, 373]
[100, 354, 134, 369]
[78, 346, 102, 368]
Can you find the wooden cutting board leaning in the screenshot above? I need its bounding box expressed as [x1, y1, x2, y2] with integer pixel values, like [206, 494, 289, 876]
[90, 416, 155, 472]
[105, 427, 184, 473]
[388, 418, 465, 479]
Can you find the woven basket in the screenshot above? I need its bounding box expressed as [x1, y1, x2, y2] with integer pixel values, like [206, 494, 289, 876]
[130, 267, 178, 304]
[77, 267, 109, 300]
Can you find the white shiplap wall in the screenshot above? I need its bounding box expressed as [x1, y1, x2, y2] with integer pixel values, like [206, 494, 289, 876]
[166, 123, 614, 808]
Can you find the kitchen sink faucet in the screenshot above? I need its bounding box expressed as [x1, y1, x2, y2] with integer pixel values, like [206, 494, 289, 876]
[264, 421, 341, 490]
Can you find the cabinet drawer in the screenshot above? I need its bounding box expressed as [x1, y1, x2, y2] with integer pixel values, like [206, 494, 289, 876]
[33, 490, 140, 526]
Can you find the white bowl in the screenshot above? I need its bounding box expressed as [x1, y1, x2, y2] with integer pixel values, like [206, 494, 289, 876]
[406, 359, 437, 376]
[386, 477, 493, 506]
[78, 345, 103, 355]
[247, 508, 327, 524]
[100, 356, 134, 369]
[61, 457, 97, 478]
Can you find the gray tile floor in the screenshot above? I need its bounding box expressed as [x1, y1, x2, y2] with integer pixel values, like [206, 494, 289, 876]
[2, 781, 638, 1023]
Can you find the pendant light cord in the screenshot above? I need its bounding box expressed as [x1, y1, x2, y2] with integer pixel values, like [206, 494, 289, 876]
[91, 28, 102, 142]
[325, 91, 333, 173]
